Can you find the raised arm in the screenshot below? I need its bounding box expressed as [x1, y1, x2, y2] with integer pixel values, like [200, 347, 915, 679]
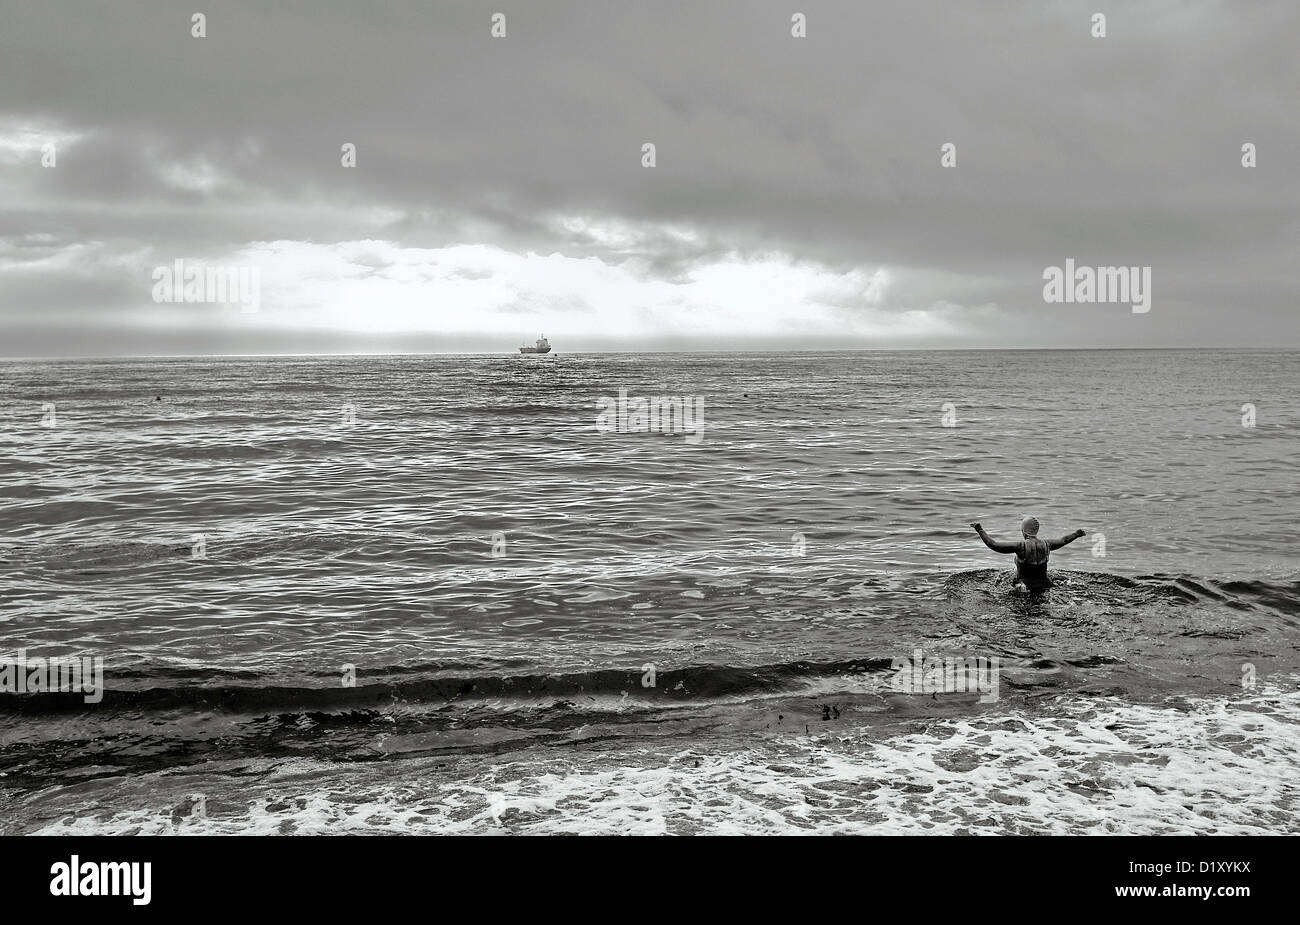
[970, 522, 1018, 553]
[1048, 529, 1086, 550]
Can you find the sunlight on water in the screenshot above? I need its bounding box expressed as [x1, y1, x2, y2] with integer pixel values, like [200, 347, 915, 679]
[1, 350, 1297, 833]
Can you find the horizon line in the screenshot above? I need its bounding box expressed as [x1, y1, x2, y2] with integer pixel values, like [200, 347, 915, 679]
[1, 345, 1296, 362]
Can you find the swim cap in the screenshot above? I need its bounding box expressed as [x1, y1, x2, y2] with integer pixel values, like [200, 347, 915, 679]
[1020, 516, 1040, 536]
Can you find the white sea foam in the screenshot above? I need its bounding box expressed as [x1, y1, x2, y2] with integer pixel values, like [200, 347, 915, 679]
[28, 679, 1299, 836]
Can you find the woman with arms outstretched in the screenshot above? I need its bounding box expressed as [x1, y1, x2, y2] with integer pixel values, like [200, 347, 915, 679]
[970, 516, 1086, 591]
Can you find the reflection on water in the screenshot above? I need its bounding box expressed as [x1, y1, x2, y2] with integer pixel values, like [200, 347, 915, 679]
[1, 350, 1297, 832]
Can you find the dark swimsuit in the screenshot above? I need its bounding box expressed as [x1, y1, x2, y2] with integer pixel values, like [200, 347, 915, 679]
[1014, 537, 1051, 591]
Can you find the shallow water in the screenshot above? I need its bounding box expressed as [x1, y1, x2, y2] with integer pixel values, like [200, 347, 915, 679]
[1, 349, 1297, 833]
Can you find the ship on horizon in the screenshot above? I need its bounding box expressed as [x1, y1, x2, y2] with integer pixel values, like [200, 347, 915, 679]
[519, 335, 552, 354]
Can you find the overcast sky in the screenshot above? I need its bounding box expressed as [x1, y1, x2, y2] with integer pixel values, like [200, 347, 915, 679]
[1, 0, 1297, 356]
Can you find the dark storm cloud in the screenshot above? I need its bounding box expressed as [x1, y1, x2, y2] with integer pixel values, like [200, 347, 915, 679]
[1, 0, 1298, 354]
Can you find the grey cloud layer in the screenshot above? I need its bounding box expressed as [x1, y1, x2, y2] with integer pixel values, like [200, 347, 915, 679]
[2, 0, 1297, 353]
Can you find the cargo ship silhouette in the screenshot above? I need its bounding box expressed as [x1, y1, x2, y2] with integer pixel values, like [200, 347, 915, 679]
[518, 336, 552, 354]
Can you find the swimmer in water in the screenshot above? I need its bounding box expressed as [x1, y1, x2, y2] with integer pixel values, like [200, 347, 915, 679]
[969, 517, 1086, 592]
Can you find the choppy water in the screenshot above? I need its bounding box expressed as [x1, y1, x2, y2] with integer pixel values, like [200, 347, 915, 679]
[1, 349, 1297, 834]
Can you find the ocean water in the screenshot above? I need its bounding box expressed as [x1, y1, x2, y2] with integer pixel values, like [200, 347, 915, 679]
[0, 349, 1297, 835]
